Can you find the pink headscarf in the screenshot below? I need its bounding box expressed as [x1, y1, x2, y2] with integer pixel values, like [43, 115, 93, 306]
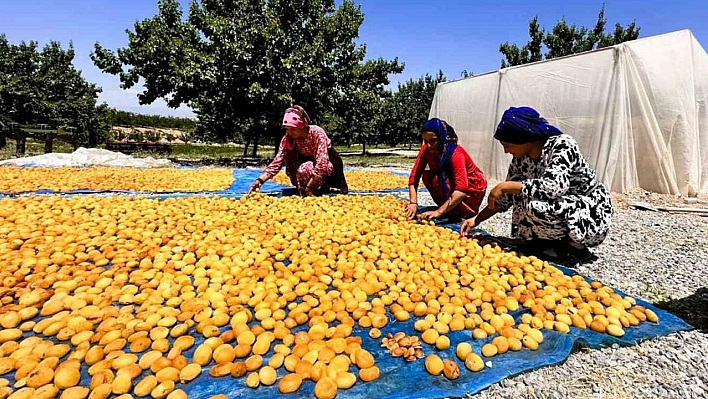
[282, 106, 310, 129]
[282, 105, 310, 150]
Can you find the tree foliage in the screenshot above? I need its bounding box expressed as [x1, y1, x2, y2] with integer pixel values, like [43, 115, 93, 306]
[92, 0, 403, 156]
[500, 5, 640, 68]
[377, 70, 445, 148]
[0, 34, 110, 146]
[105, 108, 196, 130]
[2, 3, 645, 152]
[324, 57, 404, 152]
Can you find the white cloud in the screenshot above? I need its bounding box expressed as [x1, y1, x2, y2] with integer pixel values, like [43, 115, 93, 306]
[99, 89, 195, 118]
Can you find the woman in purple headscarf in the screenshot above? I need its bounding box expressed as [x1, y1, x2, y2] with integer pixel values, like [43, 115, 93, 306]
[407, 118, 487, 220]
[461, 106, 613, 260]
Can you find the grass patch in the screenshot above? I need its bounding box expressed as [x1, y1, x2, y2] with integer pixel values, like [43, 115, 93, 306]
[135, 143, 416, 167]
[133, 144, 277, 160]
[1, 139, 416, 168]
[157, 143, 404, 159]
[334, 143, 413, 154]
[340, 154, 415, 167]
[0, 138, 74, 160]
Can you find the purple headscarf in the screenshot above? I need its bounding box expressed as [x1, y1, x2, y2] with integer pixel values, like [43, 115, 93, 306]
[421, 118, 457, 197]
[494, 107, 562, 144]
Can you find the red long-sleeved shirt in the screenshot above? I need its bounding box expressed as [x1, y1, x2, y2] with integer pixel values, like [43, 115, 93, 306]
[409, 144, 487, 195]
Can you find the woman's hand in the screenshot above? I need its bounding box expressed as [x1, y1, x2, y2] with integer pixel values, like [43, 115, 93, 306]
[488, 181, 522, 210]
[304, 186, 315, 197]
[460, 216, 478, 237]
[419, 209, 441, 221]
[247, 180, 262, 194]
[487, 183, 505, 210]
[405, 203, 418, 219]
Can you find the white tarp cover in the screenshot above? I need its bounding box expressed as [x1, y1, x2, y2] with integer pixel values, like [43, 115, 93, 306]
[429, 30, 708, 195]
[0, 148, 172, 168]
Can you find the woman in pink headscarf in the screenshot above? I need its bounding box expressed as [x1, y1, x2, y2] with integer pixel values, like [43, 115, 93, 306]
[248, 105, 348, 196]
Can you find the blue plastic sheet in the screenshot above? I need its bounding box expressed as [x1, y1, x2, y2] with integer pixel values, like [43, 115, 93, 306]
[0, 167, 245, 196]
[0, 177, 692, 398]
[214, 168, 290, 195]
[0, 168, 411, 197]
[175, 231, 691, 399]
[8, 258, 689, 399]
[0, 169, 288, 197]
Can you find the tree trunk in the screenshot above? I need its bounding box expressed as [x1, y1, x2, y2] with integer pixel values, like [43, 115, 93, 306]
[15, 129, 25, 155]
[45, 134, 54, 153]
[88, 130, 97, 147]
[0, 133, 6, 149]
[251, 134, 259, 157]
[242, 139, 250, 157]
[361, 140, 366, 155]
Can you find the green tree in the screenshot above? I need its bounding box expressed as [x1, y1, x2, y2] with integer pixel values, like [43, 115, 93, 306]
[379, 70, 446, 148]
[0, 36, 43, 125]
[0, 34, 110, 147]
[92, 0, 402, 156]
[105, 108, 196, 130]
[598, 20, 641, 47]
[499, 5, 640, 68]
[500, 16, 544, 68]
[326, 57, 403, 153]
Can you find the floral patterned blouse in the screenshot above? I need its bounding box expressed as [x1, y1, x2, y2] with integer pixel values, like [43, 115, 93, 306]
[263, 125, 333, 184]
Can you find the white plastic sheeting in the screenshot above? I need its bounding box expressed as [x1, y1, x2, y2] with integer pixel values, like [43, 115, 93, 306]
[429, 30, 708, 195]
[0, 148, 172, 168]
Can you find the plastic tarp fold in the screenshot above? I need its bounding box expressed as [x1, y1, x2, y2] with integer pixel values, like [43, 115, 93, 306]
[429, 30, 708, 195]
[0, 147, 172, 168]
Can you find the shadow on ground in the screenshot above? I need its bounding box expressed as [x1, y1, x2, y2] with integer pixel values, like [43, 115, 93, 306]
[169, 156, 268, 168]
[482, 236, 600, 267]
[655, 287, 708, 332]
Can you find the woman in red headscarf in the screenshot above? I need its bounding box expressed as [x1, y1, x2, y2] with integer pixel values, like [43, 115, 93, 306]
[248, 105, 348, 196]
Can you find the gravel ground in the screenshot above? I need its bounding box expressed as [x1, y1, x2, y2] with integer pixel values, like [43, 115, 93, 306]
[403, 188, 708, 399]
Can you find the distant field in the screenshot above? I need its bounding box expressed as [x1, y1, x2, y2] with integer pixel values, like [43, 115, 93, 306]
[137, 143, 416, 167]
[0, 139, 416, 167]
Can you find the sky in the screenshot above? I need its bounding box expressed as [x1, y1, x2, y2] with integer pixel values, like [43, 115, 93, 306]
[2, 0, 707, 118]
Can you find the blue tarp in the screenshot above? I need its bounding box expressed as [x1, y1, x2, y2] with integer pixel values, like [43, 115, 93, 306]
[172, 227, 692, 399]
[177, 209, 691, 398]
[0, 173, 692, 398]
[8, 238, 688, 399]
[0, 168, 412, 197]
[178, 299, 690, 399]
[0, 168, 289, 197]
[218, 169, 413, 195]
[173, 233, 692, 399]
